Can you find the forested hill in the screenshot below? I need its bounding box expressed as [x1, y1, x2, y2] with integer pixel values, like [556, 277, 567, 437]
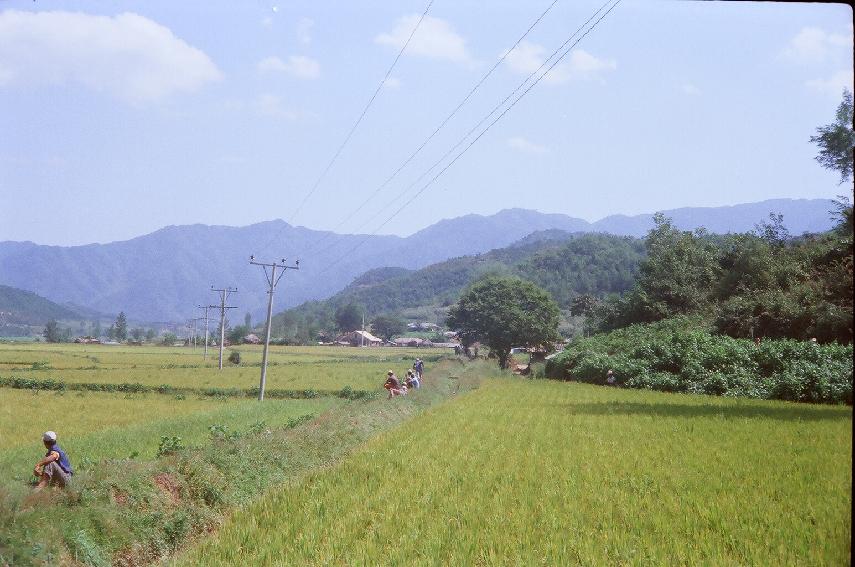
[0, 285, 81, 326]
[271, 232, 645, 341]
[0, 198, 835, 322]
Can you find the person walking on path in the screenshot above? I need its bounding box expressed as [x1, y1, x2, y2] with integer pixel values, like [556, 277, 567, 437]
[33, 431, 73, 490]
[414, 358, 424, 380]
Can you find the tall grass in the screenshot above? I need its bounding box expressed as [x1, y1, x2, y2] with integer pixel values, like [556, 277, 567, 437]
[179, 378, 852, 565]
[0, 389, 336, 484]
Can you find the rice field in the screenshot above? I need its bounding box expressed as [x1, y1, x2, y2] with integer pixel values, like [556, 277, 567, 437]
[178, 378, 853, 566]
[0, 388, 337, 487]
[0, 343, 442, 392]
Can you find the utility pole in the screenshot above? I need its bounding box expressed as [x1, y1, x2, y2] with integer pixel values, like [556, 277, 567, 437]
[197, 305, 213, 359]
[189, 317, 204, 350]
[210, 286, 238, 370]
[250, 255, 299, 401]
[361, 312, 365, 347]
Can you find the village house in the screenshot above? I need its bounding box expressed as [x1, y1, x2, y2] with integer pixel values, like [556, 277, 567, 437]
[335, 330, 383, 347]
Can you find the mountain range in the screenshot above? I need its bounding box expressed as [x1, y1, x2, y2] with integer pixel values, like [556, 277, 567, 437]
[0, 198, 836, 322]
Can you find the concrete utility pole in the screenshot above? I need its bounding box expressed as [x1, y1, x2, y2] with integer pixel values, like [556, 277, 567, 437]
[211, 286, 238, 370]
[189, 317, 204, 350]
[250, 255, 299, 401]
[197, 305, 213, 359]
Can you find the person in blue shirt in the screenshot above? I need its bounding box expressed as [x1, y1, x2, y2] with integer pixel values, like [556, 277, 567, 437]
[33, 431, 73, 490]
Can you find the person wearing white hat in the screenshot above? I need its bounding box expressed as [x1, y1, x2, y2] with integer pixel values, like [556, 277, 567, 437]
[33, 431, 73, 490]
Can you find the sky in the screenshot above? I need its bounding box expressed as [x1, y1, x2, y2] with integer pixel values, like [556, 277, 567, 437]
[0, 0, 852, 246]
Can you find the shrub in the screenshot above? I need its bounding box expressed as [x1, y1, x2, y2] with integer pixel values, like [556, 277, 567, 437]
[546, 320, 853, 404]
[157, 436, 184, 457]
[227, 351, 241, 365]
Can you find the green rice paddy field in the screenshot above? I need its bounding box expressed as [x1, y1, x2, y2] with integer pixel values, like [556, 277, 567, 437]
[179, 378, 852, 566]
[0, 343, 439, 392]
[0, 343, 851, 565]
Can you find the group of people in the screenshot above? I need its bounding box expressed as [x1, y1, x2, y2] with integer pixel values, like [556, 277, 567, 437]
[384, 358, 424, 398]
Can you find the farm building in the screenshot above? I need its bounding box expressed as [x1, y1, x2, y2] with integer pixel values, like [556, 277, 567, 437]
[243, 333, 261, 344]
[391, 337, 427, 347]
[335, 330, 383, 347]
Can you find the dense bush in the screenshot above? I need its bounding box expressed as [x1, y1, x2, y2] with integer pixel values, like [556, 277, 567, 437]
[587, 212, 853, 344]
[545, 319, 853, 404]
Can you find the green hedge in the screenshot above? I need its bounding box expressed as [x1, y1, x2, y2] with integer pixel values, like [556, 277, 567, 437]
[0, 377, 377, 401]
[545, 320, 853, 404]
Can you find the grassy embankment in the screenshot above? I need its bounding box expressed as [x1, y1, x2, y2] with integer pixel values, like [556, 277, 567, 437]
[0, 344, 468, 566]
[179, 377, 852, 566]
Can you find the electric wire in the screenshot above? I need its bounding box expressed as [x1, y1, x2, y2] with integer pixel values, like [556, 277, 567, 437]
[311, 0, 612, 259]
[302, 0, 561, 256]
[318, 0, 622, 275]
[256, 0, 434, 255]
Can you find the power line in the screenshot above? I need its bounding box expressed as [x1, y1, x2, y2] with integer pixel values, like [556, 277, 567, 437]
[311, 0, 612, 260]
[211, 286, 238, 370]
[249, 255, 299, 401]
[319, 0, 622, 274]
[197, 305, 213, 360]
[302, 0, 562, 256]
[257, 0, 435, 256]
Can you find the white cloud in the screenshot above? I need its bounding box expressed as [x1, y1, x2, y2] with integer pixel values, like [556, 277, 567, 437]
[297, 17, 314, 44]
[681, 83, 701, 95]
[257, 55, 320, 79]
[375, 15, 472, 65]
[507, 136, 548, 154]
[0, 10, 222, 104]
[383, 77, 401, 89]
[783, 26, 852, 64]
[503, 41, 615, 85]
[806, 69, 854, 96]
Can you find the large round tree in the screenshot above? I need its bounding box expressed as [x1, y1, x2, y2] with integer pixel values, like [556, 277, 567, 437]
[446, 276, 560, 369]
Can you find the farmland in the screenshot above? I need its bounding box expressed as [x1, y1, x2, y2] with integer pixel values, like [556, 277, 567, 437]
[180, 378, 852, 566]
[0, 342, 461, 566]
[0, 343, 441, 394]
[0, 342, 851, 566]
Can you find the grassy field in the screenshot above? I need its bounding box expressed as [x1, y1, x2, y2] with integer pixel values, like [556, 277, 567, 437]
[0, 343, 459, 565]
[179, 378, 852, 566]
[0, 343, 442, 393]
[0, 389, 337, 483]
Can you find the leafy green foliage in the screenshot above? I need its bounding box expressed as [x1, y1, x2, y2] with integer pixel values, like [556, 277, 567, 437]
[43, 320, 62, 343]
[156, 435, 185, 457]
[275, 233, 644, 342]
[227, 325, 249, 344]
[370, 315, 405, 341]
[810, 89, 854, 184]
[334, 303, 363, 332]
[447, 276, 560, 368]
[590, 212, 853, 344]
[114, 312, 128, 342]
[546, 319, 853, 404]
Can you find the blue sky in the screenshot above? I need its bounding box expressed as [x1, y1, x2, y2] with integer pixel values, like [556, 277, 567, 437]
[0, 0, 852, 246]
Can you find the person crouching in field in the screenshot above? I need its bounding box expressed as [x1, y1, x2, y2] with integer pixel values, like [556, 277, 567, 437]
[33, 431, 73, 490]
[384, 370, 406, 398]
[405, 369, 420, 390]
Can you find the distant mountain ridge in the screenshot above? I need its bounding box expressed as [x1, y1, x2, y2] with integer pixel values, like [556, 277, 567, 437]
[0, 198, 836, 321]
